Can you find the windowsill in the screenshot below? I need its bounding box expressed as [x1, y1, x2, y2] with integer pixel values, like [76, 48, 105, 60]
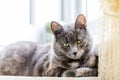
[0, 76, 98, 80]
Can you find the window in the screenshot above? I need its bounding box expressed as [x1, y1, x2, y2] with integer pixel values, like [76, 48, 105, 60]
[29, 0, 100, 44]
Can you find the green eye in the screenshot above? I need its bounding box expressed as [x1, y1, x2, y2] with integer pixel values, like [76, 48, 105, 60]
[63, 43, 69, 47]
[77, 39, 83, 44]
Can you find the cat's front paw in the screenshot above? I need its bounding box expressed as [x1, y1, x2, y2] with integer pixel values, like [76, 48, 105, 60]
[76, 68, 98, 77]
[62, 70, 77, 77]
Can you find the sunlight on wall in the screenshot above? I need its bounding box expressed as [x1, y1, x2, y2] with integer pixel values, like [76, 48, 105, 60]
[0, 0, 34, 45]
[0, 0, 61, 45]
[87, 0, 100, 22]
[99, 0, 120, 80]
[34, 0, 61, 28]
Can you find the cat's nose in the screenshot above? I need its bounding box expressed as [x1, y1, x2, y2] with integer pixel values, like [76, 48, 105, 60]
[73, 52, 77, 56]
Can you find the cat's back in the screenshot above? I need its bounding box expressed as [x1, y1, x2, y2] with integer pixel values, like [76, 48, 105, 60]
[0, 41, 50, 76]
[0, 41, 37, 60]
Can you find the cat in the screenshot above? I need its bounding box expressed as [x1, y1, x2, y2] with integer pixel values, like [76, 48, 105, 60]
[0, 14, 98, 77]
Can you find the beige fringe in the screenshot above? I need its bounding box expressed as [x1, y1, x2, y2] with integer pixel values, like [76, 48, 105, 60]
[99, 0, 120, 80]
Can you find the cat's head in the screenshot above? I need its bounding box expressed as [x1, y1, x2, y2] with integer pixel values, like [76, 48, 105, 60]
[50, 14, 92, 60]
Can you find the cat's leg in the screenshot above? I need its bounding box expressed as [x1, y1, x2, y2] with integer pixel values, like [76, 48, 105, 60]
[75, 68, 98, 77]
[62, 69, 77, 77]
[62, 67, 98, 77]
[44, 67, 66, 77]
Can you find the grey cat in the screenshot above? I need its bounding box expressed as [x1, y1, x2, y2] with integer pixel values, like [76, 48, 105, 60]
[0, 14, 98, 77]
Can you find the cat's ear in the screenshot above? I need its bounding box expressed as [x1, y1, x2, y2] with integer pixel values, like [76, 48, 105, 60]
[75, 14, 87, 29]
[51, 21, 64, 36]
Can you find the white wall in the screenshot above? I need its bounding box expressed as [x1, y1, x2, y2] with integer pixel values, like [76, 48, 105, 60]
[0, 0, 30, 25]
[34, 0, 61, 28]
[0, 0, 62, 45]
[0, 0, 38, 45]
[87, 0, 100, 22]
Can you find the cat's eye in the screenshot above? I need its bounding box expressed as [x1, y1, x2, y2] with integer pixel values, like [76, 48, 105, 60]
[63, 43, 69, 48]
[77, 39, 83, 45]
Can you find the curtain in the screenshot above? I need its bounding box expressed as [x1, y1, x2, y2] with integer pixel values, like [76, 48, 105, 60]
[99, 0, 120, 80]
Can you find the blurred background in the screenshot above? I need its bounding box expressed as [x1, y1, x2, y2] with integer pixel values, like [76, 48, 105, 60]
[0, 0, 100, 47]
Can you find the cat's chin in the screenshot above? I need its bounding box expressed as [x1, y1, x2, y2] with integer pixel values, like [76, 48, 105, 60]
[54, 53, 81, 61]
